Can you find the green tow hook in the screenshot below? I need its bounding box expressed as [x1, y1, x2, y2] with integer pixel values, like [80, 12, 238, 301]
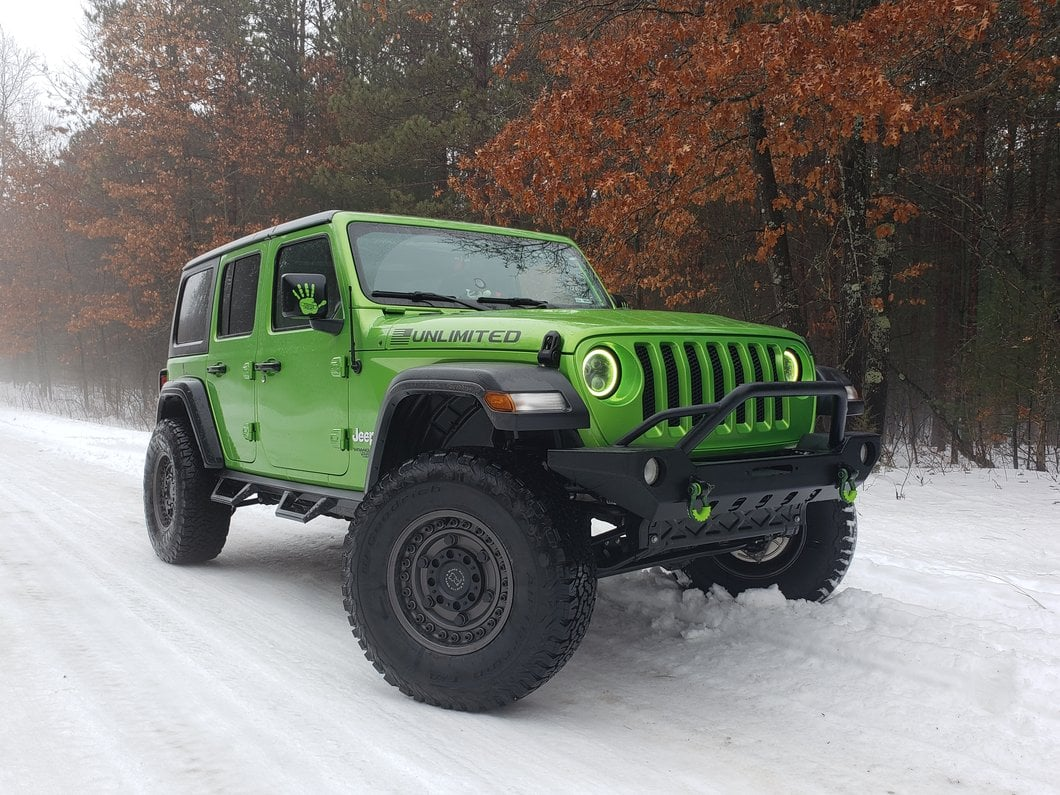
[837, 467, 858, 504]
[688, 480, 713, 523]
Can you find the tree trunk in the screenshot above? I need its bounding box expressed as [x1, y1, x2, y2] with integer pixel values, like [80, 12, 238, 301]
[836, 128, 893, 432]
[747, 105, 802, 335]
[897, 370, 994, 468]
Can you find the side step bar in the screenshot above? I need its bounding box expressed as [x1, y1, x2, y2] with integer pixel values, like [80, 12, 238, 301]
[210, 472, 363, 522]
[211, 478, 258, 508]
[275, 492, 336, 524]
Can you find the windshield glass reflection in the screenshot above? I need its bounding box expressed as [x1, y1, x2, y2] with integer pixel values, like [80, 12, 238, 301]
[348, 222, 610, 309]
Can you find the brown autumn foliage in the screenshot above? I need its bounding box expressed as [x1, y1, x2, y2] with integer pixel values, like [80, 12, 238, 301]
[456, 0, 1057, 438]
[74, 0, 307, 335]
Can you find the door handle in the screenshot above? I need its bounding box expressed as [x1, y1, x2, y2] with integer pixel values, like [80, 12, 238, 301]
[253, 359, 282, 374]
[206, 363, 228, 376]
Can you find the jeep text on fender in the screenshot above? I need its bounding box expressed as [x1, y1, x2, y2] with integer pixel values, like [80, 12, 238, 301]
[144, 210, 880, 711]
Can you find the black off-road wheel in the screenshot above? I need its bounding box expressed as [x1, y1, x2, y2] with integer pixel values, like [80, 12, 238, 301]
[342, 451, 596, 711]
[685, 500, 857, 602]
[143, 418, 230, 564]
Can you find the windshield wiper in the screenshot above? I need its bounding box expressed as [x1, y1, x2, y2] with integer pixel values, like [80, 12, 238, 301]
[372, 290, 484, 311]
[476, 296, 550, 308]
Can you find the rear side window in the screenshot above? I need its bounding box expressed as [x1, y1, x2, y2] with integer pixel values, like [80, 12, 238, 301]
[172, 265, 214, 354]
[273, 236, 341, 331]
[218, 254, 261, 338]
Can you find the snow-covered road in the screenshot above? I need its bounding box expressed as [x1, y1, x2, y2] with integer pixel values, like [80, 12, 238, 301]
[1, 407, 1057, 793]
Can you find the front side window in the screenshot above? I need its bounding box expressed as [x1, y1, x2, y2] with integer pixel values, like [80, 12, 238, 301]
[348, 222, 610, 309]
[272, 236, 341, 331]
[218, 253, 260, 338]
[174, 266, 213, 348]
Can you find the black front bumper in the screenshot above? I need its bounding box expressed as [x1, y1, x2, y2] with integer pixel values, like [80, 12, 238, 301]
[547, 381, 881, 576]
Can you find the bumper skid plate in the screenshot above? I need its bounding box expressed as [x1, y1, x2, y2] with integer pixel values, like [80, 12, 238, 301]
[547, 381, 881, 576]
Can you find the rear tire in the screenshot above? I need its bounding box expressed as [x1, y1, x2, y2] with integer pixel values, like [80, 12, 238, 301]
[685, 500, 857, 602]
[343, 451, 596, 711]
[144, 418, 230, 564]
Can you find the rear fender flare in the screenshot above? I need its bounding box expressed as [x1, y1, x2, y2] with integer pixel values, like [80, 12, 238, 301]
[156, 378, 225, 469]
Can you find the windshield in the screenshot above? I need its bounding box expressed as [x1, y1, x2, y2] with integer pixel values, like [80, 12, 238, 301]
[348, 222, 611, 309]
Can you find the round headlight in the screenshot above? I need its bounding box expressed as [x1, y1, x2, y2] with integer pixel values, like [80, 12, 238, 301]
[582, 348, 620, 398]
[782, 349, 801, 382]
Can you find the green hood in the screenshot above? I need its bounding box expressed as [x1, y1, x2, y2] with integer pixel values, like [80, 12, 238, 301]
[371, 308, 805, 354]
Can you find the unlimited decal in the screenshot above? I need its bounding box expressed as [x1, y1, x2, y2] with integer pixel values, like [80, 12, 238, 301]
[390, 327, 522, 345]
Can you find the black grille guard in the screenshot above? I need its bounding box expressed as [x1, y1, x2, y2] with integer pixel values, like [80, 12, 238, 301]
[616, 380, 850, 450]
[547, 380, 881, 576]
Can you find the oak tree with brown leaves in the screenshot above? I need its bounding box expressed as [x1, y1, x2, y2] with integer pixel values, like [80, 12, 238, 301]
[457, 0, 1057, 438]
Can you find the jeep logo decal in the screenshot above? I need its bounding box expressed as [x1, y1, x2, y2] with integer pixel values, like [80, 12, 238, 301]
[390, 328, 522, 345]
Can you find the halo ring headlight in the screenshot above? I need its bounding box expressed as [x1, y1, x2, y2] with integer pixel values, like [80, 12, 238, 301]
[782, 349, 801, 382]
[582, 348, 620, 398]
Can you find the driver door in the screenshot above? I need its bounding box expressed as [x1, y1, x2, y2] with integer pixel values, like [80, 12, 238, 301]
[255, 232, 350, 477]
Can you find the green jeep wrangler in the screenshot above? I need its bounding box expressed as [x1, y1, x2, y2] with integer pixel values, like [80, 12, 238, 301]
[144, 210, 880, 711]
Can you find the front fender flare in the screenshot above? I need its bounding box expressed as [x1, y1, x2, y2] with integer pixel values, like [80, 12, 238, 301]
[367, 363, 588, 487]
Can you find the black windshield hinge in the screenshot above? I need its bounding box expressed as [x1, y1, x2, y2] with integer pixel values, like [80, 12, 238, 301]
[538, 330, 562, 368]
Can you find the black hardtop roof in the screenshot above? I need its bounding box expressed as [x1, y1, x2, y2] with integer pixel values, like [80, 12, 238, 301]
[182, 210, 575, 271]
[183, 211, 340, 270]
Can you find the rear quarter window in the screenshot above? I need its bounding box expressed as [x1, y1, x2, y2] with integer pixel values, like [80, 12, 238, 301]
[217, 254, 261, 338]
[171, 261, 216, 356]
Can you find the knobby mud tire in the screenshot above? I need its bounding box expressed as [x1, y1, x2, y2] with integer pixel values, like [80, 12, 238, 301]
[144, 418, 230, 564]
[342, 451, 596, 711]
[685, 500, 857, 602]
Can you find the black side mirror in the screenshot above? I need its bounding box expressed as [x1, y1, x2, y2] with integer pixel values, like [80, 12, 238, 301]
[610, 293, 630, 309]
[281, 273, 329, 320]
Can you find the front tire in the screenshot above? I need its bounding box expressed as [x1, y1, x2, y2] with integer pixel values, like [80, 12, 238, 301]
[685, 500, 857, 602]
[144, 418, 230, 564]
[342, 451, 596, 711]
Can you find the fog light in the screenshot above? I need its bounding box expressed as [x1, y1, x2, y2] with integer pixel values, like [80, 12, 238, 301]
[860, 442, 871, 464]
[643, 457, 662, 486]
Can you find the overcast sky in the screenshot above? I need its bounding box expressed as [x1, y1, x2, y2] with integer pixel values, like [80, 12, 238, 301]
[1, 0, 90, 73]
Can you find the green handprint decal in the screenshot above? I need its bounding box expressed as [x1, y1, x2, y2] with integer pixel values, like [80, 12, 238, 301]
[292, 282, 327, 316]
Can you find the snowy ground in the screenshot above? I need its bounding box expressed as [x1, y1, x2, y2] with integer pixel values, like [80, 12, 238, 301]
[1, 406, 1057, 794]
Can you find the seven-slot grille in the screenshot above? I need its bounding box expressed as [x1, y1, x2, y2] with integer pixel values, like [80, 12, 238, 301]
[632, 340, 790, 435]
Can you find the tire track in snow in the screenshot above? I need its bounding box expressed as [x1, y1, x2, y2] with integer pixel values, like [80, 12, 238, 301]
[1, 440, 353, 792]
[3, 408, 1059, 793]
[1, 432, 520, 792]
[0, 423, 761, 793]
